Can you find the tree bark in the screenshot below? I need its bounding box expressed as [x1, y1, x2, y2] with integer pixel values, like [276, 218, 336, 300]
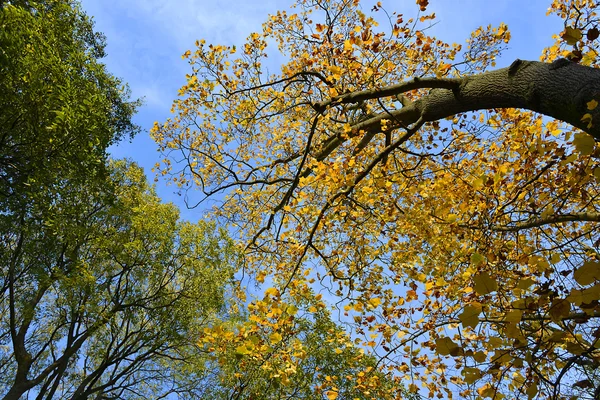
[319, 59, 600, 142]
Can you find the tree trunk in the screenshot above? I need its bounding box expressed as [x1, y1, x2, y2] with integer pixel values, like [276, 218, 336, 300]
[2, 381, 36, 400]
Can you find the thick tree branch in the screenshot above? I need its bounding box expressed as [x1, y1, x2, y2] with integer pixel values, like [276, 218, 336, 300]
[492, 212, 600, 231]
[314, 59, 600, 154]
[461, 212, 600, 232]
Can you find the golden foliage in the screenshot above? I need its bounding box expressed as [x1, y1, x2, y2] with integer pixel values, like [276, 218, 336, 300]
[154, 0, 600, 398]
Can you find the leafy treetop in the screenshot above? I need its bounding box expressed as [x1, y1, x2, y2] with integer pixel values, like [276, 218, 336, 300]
[154, 0, 600, 398]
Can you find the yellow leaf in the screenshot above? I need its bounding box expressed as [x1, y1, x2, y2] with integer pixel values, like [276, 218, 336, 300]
[580, 114, 594, 130]
[526, 382, 538, 400]
[344, 39, 352, 52]
[573, 261, 600, 286]
[504, 322, 522, 339]
[567, 283, 600, 306]
[472, 177, 484, 189]
[563, 27, 582, 45]
[473, 272, 498, 295]
[588, 99, 599, 110]
[517, 277, 535, 290]
[487, 337, 503, 349]
[477, 383, 496, 398]
[549, 298, 570, 322]
[473, 351, 487, 363]
[368, 297, 382, 307]
[269, 332, 282, 343]
[459, 304, 482, 329]
[256, 270, 266, 283]
[566, 341, 586, 355]
[504, 309, 522, 323]
[436, 337, 460, 356]
[329, 65, 342, 80]
[462, 367, 482, 384]
[326, 390, 338, 400]
[470, 252, 485, 266]
[286, 304, 298, 315]
[235, 345, 251, 355]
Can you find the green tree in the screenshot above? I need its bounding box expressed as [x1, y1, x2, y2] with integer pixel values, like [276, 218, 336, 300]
[0, 0, 139, 216]
[199, 288, 416, 400]
[0, 159, 237, 400]
[0, 1, 237, 399]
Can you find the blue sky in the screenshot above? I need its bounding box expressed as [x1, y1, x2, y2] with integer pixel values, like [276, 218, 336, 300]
[79, 0, 560, 220]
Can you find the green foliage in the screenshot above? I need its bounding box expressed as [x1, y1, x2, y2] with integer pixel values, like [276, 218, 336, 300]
[0, 0, 139, 215]
[0, 159, 238, 399]
[0, 1, 240, 399]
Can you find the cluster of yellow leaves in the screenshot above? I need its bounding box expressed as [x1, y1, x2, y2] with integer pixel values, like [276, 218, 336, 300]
[154, 0, 600, 398]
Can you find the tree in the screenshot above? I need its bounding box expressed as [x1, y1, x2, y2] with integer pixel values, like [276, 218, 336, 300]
[1, 2, 425, 399]
[0, 1, 238, 399]
[154, 0, 600, 398]
[199, 286, 417, 400]
[0, 159, 237, 400]
[0, 0, 139, 216]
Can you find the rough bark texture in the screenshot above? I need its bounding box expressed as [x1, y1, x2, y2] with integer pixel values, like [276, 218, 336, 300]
[326, 59, 600, 141]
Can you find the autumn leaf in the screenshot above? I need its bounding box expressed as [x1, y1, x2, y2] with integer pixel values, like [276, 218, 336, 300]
[416, 0, 429, 11]
[504, 309, 523, 323]
[517, 277, 535, 290]
[236, 345, 251, 355]
[473, 272, 498, 295]
[526, 382, 538, 399]
[153, 0, 600, 398]
[573, 261, 600, 286]
[477, 383, 496, 398]
[459, 304, 482, 329]
[580, 114, 595, 130]
[270, 332, 283, 343]
[368, 297, 382, 308]
[462, 367, 482, 384]
[344, 39, 353, 52]
[549, 298, 571, 322]
[562, 27, 582, 45]
[436, 337, 460, 356]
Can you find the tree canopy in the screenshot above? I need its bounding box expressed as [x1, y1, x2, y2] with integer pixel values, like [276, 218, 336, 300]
[1, 1, 420, 398]
[0, 159, 237, 400]
[153, 0, 600, 398]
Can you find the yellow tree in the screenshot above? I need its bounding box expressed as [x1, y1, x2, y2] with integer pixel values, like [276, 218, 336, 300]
[154, 0, 600, 398]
